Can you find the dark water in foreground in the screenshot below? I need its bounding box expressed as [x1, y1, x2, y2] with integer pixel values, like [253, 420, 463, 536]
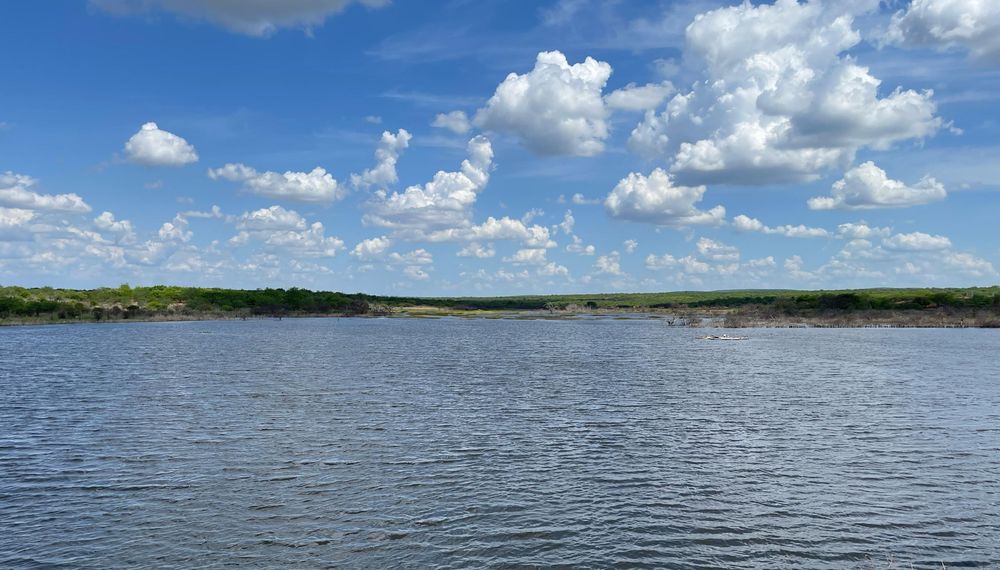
[1, 319, 999, 569]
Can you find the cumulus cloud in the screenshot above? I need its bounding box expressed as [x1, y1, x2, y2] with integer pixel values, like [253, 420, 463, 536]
[595, 251, 623, 275]
[351, 129, 412, 189]
[566, 235, 595, 256]
[209, 163, 344, 203]
[0, 172, 91, 213]
[605, 81, 674, 111]
[623, 239, 638, 254]
[93, 211, 136, 243]
[644, 253, 711, 275]
[124, 122, 198, 167]
[474, 51, 612, 156]
[229, 207, 344, 258]
[882, 231, 952, 251]
[424, 216, 555, 249]
[556, 210, 575, 235]
[457, 242, 495, 258]
[538, 262, 570, 277]
[364, 135, 493, 231]
[604, 168, 725, 227]
[732, 214, 830, 238]
[885, 0, 1000, 62]
[696, 237, 740, 262]
[642, 236, 785, 284]
[571, 193, 601, 205]
[941, 252, 996, 276]
[351, 236, 392, 260]
[92, 0, 388, 37]
[808, 161, 946, 210]
[836, 222, 892, 240]
[798, 227, 996, 283]
[158, 217, 192, 242]
[388, 248, 433, 266]
[431, 111, 471, 134]
[0, 207, 35, 230]
[628, 0, 942, 185]
[402, 265, 430, 280]
[504, 248, 548, 265]
[234, 205, 306, 231]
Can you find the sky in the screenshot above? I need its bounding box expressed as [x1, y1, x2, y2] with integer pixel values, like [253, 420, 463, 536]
[1, 0, 999, 295]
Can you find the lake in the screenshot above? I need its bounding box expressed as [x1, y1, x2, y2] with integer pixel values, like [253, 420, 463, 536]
[1, 318, 998, 568]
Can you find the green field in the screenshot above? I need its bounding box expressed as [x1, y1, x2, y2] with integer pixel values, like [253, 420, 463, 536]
[2, 284, 999, 325]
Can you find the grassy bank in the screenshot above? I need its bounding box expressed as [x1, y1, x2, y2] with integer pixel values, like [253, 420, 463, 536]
[1, 284, 999, 327]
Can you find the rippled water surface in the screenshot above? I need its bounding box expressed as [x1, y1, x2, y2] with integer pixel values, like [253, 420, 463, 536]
[2, 318, 999, 568]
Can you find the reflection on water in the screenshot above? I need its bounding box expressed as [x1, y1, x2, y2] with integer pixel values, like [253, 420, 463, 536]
[2, 319, 999, 568]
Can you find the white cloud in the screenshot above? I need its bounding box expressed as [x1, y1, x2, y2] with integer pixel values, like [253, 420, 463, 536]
[388, 248, 433, 265]
[571, 193, 601, 205]
[431, 111, 471, 134]
[595, 251, 623, 275]
[124, 122, 198, 167]
[403, 265, 430, 280]
[941, 252, 995, 276]
[644, 236, 785, 282]
[230, 209, 344, 258]
[605, 81, 674, 111]
[364, 135, 493, 230]
[604, 168, 725, 227]
[645, 253, 677, 270]
[351, 236, 391, 260]
[784, 255, 814, 279]
[538, 262, 569, 277]
[180, 205, 224, 220]
[557, 210, 575, 235]
[803, 227, 997, 283]
[251, 222, 344, 257]
[628, 0, 942, 185]
[808, 161, 946, 210]
[732, 214, 830, 238]
[882, 231, 952, 251]
[566, 235, 595, 256]
[93, 211, 136, 243]
[92, 0, 388, 37]
[646, 252, 713, 275]
[365, 115, 383, 124]
[652, 57, 680, 78]
[504, 248, 548, 265]
[836, 222, 892, 240]
[886, 0, 1000, 62]
[0, 172, 91, 213]
[623, 239, 638, 254]
[696, 237, 740, 262]
[351, 129, 412, 189]
[457, 242, 495, 258]
[0, 208, 35, 239]
[474, 51, 612, 156]
[234, 205, 306, 231]
[158, 216, 192, 242]
[209, 163, 344, 203]
[423, 216, 555, 248]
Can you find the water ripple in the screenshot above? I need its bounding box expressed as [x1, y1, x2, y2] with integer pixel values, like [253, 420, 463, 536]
[1, 319, 998, 568]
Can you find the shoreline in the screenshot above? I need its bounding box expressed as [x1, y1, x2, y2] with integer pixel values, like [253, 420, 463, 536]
[3, 307, 998, 329]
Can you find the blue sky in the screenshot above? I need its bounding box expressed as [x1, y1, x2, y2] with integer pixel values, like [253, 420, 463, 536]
[1, 0, 998, 295]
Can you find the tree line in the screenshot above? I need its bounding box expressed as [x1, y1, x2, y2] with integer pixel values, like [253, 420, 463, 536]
[1, 284, 998, 322]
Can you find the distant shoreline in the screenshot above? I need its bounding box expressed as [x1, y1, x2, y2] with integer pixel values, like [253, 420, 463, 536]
[2, 284, 999, 329]
[2, 307, 998, 329]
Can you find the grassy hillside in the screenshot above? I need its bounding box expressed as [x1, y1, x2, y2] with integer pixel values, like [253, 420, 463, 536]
[2, 284, 999, 325]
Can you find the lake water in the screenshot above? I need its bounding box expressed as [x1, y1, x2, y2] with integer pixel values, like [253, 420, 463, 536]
[1, 318, 999, 568]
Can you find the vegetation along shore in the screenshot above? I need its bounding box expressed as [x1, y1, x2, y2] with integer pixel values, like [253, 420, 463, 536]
[2, 285, 999, 328]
